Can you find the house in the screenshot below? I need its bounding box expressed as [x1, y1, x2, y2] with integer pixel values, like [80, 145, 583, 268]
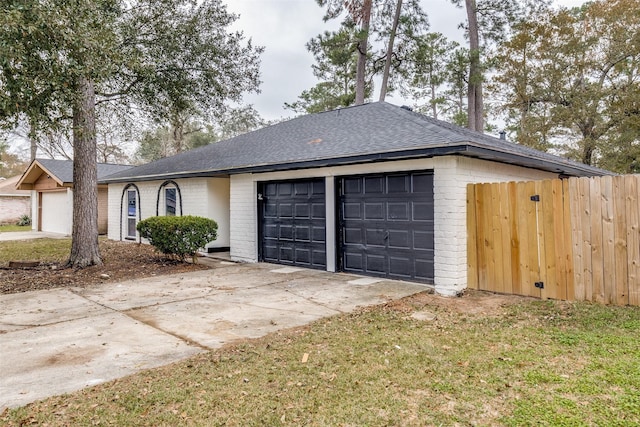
[0, 175, 31, 225]
[102, 102, 610, 296]
[16, 159, 132, 235]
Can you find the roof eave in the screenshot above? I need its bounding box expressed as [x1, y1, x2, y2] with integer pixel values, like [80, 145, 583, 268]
[100, 143, 612, 184]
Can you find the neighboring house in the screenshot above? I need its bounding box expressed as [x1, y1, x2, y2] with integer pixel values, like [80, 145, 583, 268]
[102, 102, 611, 296]
[0, 175, 31, 225]
[17, 159, 132, 235]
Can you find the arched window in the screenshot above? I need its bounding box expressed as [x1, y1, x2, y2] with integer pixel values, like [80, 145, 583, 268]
[120, 184, 141, 241]
[156, 180, 183, 216]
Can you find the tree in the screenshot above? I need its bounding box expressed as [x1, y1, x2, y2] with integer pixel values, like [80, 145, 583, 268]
[285, 25, 361, 114]
[0, 139, 28, 177]
[307, 0, 428, 109]
[136, 105, 265, 163]
[405, 33, 458, 119]
[316, 0, 373, 105]
[0, 0, 262, 267]
[493, 0, 640, 171]
[451, 0, 551, 132]
[375, 0, 429, 101]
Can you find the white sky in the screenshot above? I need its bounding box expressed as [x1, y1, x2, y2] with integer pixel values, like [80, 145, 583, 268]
[226, 0, 587, 121]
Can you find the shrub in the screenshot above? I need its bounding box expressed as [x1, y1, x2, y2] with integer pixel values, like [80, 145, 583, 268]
[17, 215, 31, 226]
[136, 215, 217, 262]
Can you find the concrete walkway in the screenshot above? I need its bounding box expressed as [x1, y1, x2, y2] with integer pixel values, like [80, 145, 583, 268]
[0, 231, 68, 241]
[0, 260, 428, 410]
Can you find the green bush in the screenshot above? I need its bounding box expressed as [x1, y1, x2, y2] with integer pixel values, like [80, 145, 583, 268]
[136, 215, 217, 262]
[16, 214, 31, 226]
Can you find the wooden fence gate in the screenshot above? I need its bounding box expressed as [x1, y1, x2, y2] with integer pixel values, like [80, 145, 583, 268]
[467, 175, 640, 306]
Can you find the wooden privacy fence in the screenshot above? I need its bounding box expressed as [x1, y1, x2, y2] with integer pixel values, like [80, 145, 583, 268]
[467, 175, 640, 305]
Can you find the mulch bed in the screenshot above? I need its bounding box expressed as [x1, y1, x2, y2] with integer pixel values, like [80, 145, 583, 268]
[0, 240, 209, 295]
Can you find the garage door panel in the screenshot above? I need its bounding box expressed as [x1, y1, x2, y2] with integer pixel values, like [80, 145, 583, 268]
[295, 225, 310, 241]
[414, 230, 434, 250]
[295, 203, 310, 218]
[343, 203, 362, 219]
[312, 226, 325, 242]
[415, 258, 434, 280]
[364, 176, 384, 193]
[366, 254, 386, 274]
[40, 191, 69, 234]
[365, 229, 386, 247]
[387, 175, 409, 193]
[311, 203, 325, 219]
[389, 257, 411, 277]
[413, 202, 434, 221]
[364, 203, 384, 219]
[339, 172, 434, 284]
[388, 202, 409, 220]
[260, 179, 326, 270]
[388, 230, 410, 249]
[412, 174, 434, 193]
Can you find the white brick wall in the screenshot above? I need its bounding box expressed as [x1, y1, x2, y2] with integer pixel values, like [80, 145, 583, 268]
[107, 178, 230, 248]
[432, 156, 557, 296]
[229, 174, 257, 262]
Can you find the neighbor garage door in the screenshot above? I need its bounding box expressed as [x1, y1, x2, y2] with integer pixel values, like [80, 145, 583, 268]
[40, 191, 70, 234]
[338, 171, 434, 283]
[259, 179, 326, 269]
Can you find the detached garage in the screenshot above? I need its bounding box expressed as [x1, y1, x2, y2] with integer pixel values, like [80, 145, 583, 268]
[103, 102, 610, 296]
[17, 159, 131, 235]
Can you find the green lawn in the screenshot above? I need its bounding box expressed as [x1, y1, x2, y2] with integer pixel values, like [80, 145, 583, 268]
[3, 294, 639, 426]
[0, 238, 71, 265]
[0, 224, 32, 232]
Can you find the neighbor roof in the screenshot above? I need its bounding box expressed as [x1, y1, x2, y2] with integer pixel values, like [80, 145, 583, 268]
[18, 158, 132, 189]
[0, 175, 30, 196]
[102, 102, 611, 183]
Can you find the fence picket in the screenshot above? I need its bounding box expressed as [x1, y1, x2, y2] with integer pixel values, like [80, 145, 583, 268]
[626, 176, 640, 306]
[466, 175, 640, 306]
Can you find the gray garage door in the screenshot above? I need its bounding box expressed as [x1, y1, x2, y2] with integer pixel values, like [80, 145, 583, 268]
[259, 179, 326, 269]
[338, 171, 434, 283]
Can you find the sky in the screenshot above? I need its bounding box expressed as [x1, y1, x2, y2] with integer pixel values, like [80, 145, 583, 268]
[226, 0, 587, 121]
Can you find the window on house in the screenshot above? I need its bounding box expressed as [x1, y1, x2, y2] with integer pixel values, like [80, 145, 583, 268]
[127, 190, 137, 238]
[165, 187, 176, 216]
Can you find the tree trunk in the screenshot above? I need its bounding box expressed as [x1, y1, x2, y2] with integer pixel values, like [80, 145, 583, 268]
[355, 0, 372, 105]
[465, 0, 484, 132]
[67, 75, 102, 268]
[379, 0, 403, 102]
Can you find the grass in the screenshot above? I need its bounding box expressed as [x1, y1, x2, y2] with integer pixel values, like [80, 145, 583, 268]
[0, 224, 32, 232]
[2, 295, 639, 426]
[0, 238, 71, 265]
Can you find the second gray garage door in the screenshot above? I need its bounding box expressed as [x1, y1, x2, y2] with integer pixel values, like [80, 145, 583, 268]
[338, 171, 434, 283]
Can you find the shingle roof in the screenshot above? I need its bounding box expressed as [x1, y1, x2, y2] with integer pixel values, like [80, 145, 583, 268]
[35, 159, 133, 183]
[0, 175, 30, 196]
[102, 102, 611, 183]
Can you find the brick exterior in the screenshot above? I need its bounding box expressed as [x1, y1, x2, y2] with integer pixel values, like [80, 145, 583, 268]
[0, 196, 30, 225]
[107, 178, 230, 248]
[229, 156, 558, 296]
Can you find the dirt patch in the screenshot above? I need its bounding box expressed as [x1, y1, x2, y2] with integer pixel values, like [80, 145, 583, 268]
[384, 289, 531, 317]
[0, 240, 208, 295]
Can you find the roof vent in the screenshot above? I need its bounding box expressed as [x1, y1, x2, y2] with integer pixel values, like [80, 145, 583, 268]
[400, 105, 413, 111]
[499, 130, 507, 140]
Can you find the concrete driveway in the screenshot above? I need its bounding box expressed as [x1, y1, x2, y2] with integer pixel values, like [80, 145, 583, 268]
[0, 260, 428, 410]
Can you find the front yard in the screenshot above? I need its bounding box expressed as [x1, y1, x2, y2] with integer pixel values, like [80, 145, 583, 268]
[3, 288, 639, 426]
[0, 238, 208, 294]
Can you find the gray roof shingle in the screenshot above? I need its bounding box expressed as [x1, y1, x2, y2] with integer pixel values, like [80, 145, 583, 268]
[102, 102, 611, 182]
[36, 158, 133, 183]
